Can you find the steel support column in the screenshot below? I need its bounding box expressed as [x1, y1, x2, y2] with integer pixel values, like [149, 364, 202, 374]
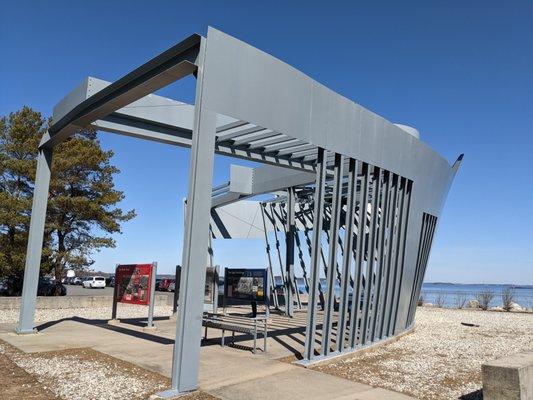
[302, 148, 326, 362]
[166, 37, 217, 395]
[321, 153, 344, 355]
[17, 146, 53, 334]
[285, 187, 296, 317]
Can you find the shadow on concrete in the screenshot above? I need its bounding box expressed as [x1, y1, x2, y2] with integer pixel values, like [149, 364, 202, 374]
[36, 316, 175, 345]
[34, 313, 329, 357]
[460, 390, 483, 400]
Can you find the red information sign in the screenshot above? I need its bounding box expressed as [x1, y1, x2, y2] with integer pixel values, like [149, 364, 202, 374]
[115, 264, 153, 305]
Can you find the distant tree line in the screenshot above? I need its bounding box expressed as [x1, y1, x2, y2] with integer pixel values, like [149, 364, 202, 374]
[0, 107, 135, 294]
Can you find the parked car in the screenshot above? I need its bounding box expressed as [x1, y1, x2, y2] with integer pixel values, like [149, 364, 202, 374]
[158, 278, 175, 292]
[37, 277, 67, 296]
[64, 277, 79, 285]
[72, 277, 82, 285]
[82, 276, 106, 289]
[106, 275, 115, 287]
[168, 281, 176, 292]
[0, 279, 8, 296]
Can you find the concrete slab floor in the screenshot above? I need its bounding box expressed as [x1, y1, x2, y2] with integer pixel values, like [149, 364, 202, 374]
[0, 311, 413, 400]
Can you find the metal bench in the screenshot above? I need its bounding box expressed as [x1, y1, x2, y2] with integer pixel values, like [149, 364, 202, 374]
[202, 314, 268, 354]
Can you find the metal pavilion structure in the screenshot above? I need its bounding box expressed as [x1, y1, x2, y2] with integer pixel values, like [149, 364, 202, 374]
[16, 28, 462, 396]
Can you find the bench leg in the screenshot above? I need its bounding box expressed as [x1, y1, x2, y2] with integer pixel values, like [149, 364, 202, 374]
[221, 329, 225, 347]
[204, 325, 208, 340]
[253, 330, 257, 354]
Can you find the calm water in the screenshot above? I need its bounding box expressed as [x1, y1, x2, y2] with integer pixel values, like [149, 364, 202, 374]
[276, 277, 533, 309]
[421, 283, 533, 308]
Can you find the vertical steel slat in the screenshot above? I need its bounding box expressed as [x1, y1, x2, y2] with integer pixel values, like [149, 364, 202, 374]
[294, 224, 311, 296]
[276, 201, 301, 309]
[388, 178, 408, 336]
[391, 180, 412, 334]
[296, 204, 326, 306]
[260, 203, 280, 309]
[360, 167, 381, 345]
[385, 177, 404, 336]
[303, 148, 327, 361]
[302, 207, 330, 309]
[285, 188, 297, 316]
[322, 153, 344, 356]
[270, 203, 288, 306]
[411, 215, 437, 325]
[409, 215, 433, 326]
[336, 158, 357, 352]
[406, 214, 428, 326]
[375, 172, 394, 339]
[408, 213, 432, 326]
[349, 162, 369, 348]
[380, 174, 400, 338]
[324, 228, 343, 284]
[370, 170, 391, 342]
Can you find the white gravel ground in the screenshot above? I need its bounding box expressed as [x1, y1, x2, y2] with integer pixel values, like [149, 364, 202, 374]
[316, 307, 533, 400]
[0, 304, 173, 324]
[0, 341, 168, 400]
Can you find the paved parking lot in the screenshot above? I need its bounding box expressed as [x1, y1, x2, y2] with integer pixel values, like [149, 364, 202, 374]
[66, 284, 114, 296]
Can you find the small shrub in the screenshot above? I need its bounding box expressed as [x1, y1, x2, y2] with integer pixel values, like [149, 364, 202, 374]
[454, 293, 468, 309]
[435, 293, 447, 308]
[501, 287, 515, 312]
[476, 289, 495, 310]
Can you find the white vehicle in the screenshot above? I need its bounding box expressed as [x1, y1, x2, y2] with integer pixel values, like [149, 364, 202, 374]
[83, 276, 106, 289]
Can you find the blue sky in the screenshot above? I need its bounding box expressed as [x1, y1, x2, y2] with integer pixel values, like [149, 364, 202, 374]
[1, 1, 531, 284]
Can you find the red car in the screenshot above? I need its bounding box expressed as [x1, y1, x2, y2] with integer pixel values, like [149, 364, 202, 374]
[157, 278, 175, 292]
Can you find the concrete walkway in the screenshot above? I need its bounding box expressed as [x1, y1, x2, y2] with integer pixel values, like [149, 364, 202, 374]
[0, 315, 413, 400]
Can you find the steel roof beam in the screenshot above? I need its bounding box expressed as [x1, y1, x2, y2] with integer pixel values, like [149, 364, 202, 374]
[92, 115, 315, 171]
[41, 34, 202, 149]
[226, 129, 278, 147]
[261, 138, 303, 154]
[276, 143, 315, 156]
[246, 134, 289, 149]
[216, 125, 265, 142]
[215, 120, 248, 133]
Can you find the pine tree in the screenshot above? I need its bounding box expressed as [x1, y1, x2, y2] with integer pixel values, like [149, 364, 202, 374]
[0, 107, 135, 293]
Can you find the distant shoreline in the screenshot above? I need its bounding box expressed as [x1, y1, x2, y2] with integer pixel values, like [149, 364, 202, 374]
[424, 282, 533, 288]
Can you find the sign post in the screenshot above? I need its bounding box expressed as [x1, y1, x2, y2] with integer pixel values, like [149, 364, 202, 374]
[110, 263, 119, 322]
[146, 262, 157, 331]
[108, 262, 157, 331]
[171, 265, 219, 317]
[171, 264, 180, 318]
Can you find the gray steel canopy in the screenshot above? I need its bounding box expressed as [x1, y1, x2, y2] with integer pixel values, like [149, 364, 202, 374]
[18, 27, 461, 397]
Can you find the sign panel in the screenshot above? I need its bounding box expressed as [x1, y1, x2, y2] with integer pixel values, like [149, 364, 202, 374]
[204, 266, 218, 305]
[174, 265, 219, 306]
[115, 264, 153, 305]
[224, 268, 268, 302]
